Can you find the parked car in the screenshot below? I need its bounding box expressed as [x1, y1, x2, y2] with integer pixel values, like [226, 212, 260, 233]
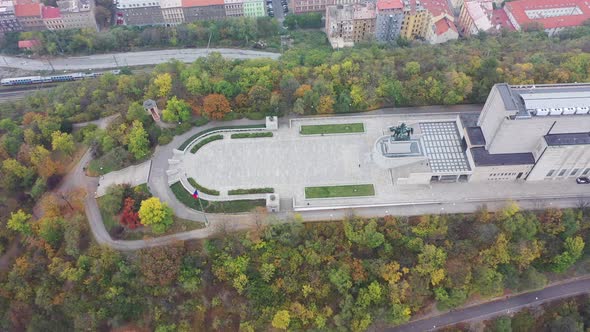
[576, 176, 590, 184]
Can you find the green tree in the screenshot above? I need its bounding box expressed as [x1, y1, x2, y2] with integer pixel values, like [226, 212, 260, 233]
[51, 131, 75, 155]
[162, 97, 191, 123]
[138, 197, 174, 234]
[126, 102, 149, 123]
[272, 310, 291, 330]
[415, 244, 447, 286]
[127, 120, 150, 160]
[7, 209, 33, 235]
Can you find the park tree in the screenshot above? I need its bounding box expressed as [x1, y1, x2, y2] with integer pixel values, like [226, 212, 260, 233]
[2, 158, 34, 189]
[139, 243, 184, 286]
[552, 236, 585, 273]
[7, 209, 33, 236]
[202, 93, 231, 120]
[162, 97, 191, 123]
[415, 244, 447, 286]
[126, 102, 148, 123]
[127, 120, 150, 160]
[248, 85, 271, 113]
[138, 197, 173, 234]
[317, 95, 335, 114]
[51, 131, 75, 155]
[153, 73, 172, 97]
[272, 310, 291, 330]
[120, 197, 141, 229]
[30, 145, 57, 178]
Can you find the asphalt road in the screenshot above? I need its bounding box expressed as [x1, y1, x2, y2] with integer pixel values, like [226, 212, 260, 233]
[0, 48, 280, 71]
[388, 277, 590, 331]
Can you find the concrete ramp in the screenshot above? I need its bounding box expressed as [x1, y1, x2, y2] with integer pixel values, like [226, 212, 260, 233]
[96, 160, 152, 197]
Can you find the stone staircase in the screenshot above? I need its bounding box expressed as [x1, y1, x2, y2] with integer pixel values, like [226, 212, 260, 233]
[167, 149, 184, 186]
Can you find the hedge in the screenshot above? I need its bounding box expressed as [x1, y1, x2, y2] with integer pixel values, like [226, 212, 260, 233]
[190, 134, 223, 154]
[231, 132, 273, 139]
[178, 124, 266, 150]
[170, 182, 265, 213]
[188, 177, 220, 196]
[228, 188, 275, 195]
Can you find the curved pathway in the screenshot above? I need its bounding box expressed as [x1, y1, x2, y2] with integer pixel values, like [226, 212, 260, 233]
[0, 48, 280, 72]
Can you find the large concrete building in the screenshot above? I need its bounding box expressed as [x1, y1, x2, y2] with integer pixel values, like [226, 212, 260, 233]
[376, 83, 590, 185]
[14, 2, 43, 31]
[242, 0, 265, 16]
[459, 0, 494, 35]
[504, 0, 590, 36]
[290, 0, 362, 14]
[182, 0, 225, 22]
[464, 83, 590, 182]
[399, 0, 430, 40]
[56, 0, 98, 30]
[117, 0, 165, 25]
[159, 0, 184, 25]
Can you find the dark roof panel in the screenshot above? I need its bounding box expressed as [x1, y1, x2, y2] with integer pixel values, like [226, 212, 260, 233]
[470, 147, 535, 166]
[497, 83, 519, 111]
[545, 132, 590, 146]
[466, 127, 486, 146]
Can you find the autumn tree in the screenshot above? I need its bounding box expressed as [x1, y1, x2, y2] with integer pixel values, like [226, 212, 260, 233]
[51, 131, 75, 156]
[317, 95, 334, 114]
[2, 158, 35, 189]
[202, 93, 231, 120]
[139, 242, 185, 286]
[248, 85, 271, 113]
[138, 197, 173, 234]
[127, 120, 150, 160]
[29, 145, 58, 178]
[120, 197, 141, 229]
[153, 73, 172, 98]
[7, 209, 33, 236]
[272, 310, 291, 330]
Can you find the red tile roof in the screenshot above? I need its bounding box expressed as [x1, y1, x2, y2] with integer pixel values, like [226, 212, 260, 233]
[434, 17, 457, 35]
[181, 0, 223, 8]
[18, 40, 41, 49]
[42, 5, 61, 18]
[421, 0, 452, 17]
[493, 8, 515, 31]
[14, 3, 41, 17]
[505, 0, 590, 30]
[377, 0, 403, 11]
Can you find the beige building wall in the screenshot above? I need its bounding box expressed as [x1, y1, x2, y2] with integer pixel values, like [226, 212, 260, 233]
[470, 164, 532, 181]
[527, 145, 590, 181]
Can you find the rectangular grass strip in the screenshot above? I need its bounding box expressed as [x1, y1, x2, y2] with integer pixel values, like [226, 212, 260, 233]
[228, 188, 274, 195]
[305, 184, 375, 199]
[300, 123, 364, 135]
[170, 182, 265, 213]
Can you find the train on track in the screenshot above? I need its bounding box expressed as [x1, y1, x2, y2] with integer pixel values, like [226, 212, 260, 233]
[0, 70, 121, 87]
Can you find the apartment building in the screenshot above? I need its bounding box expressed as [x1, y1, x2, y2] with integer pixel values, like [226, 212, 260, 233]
[375, 0, 404, 43]
[399, 0, 430, 40]
[117, 0, 165, 25]
[182, 0, 225, 22]
[290, 0, 363, 14]
[57, 0, 98, 30]
[325, 2, 375, 48]
[159, 0, 184, 25]
[0, 0, 21, 32]
[14, 2, 43, 30]
[224, 0, 243, 16]
[459, 0, 493, 35]
[243, 0, 265, 16]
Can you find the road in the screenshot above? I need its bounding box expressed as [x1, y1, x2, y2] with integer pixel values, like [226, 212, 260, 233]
[387, 277, 590, 331]
[0, 48, 280, 71]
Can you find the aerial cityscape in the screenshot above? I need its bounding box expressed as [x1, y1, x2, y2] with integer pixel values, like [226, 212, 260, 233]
[0, 0, 590, 330]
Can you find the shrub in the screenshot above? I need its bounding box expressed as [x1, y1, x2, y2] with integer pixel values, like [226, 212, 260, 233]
[190, 134, 223, 154]
[188, 178, 220, 196]
[230, 132, 273, 139]
[228, 188, 274, 195]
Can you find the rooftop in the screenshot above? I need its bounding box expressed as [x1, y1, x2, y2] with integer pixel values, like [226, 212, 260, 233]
[493, 8, 515, 30]
[505, 0, 590, 30]
[419, 121, 471, 173]
[377, 0, 403, 11]
[434, 17, 457, 35]
[465, 0, 494, 32]
[544, 132, 590, 146]
[470, 147, 535, 166]
[181, 0, 223, 7]
[420, 0, 452, 17]
[42, 5, 61, 18]
[18, 39, 40, 49]
[14, 3, 41, 17]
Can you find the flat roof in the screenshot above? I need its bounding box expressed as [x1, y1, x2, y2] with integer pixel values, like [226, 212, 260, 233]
[521, 90, 590, 110]
[545, 132, 590, 146]
[466, 127, 486, 146]
[419, 121, 471, 173]
[470, 147, 535, 166]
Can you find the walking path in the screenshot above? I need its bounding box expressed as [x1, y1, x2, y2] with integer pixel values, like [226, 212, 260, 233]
[387, 277, 590, 331]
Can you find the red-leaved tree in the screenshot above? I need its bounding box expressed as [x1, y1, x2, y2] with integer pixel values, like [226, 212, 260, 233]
[120, 197, 141, 229]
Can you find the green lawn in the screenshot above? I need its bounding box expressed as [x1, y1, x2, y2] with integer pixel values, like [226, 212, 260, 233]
[231, 132, 273, 139]
[170, 182, 265, 213]
[305, 184, 375, 199]
[190, 134, 223, 154]
[300, 123, 364, 135]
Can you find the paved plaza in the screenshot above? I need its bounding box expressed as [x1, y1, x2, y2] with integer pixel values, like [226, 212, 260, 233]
[179, 112, 590, 211]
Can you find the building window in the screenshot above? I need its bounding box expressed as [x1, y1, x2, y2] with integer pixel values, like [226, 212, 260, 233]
[571, 169, 579, 176]
[546, 169, 555, 177]
[583, 168, 590, 175]
[558, 169, 567, 177]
